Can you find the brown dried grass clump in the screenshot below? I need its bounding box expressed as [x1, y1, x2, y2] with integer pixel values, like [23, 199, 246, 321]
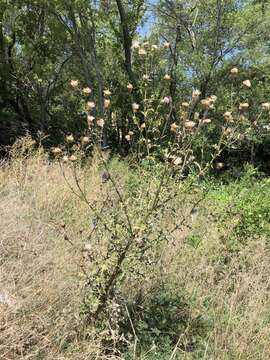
[0, 137, 105, 359]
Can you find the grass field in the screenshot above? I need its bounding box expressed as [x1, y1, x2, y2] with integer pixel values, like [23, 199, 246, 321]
[1, 139, 270, 359]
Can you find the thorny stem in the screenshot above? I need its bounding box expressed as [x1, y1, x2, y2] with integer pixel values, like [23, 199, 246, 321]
[59, 159, 112, 234]
[88, 232, 135, 323]
[98, 149, 134, 237]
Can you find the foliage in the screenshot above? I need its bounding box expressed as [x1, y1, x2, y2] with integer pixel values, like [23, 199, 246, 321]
[208, 166, 270, 245]
[1, 0, 270, 168]
[2, 141, 270, 358]
[2, 1, 270, 358]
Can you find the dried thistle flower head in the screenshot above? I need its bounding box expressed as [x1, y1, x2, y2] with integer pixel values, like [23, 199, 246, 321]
[224, 127, 233, 136]
[202, 118, 212, 124]
[125, 134, 131, 142]
[210, 95, 217, 103]
[81, 136, 90, 144]
[66, 134, 74, 143]
[104, 99, 111, 109]
[200, 98, 212, 110]
[70, 79, 79, 88]
[97, 118, 104, 127]
[143, 41, 150, 49]
[128, 131, 134, 136]
[132, 41, 140, 49]
[104, 89, 112, 96]
[164, 74, 171, 80]
[239, 102, 249, 111]
[170, 123, 179, 132]
[230, 67, 239, 76]
[243, 79, 251, 88]
[140, 123, 146, 129]
[261, 102, 270, 111]
[87, 115, 95, 124]
[87, 101, 95, 110]
[162, 96, 171, 104]
[132, 102, 140, 112]
[138, 48, 146, 56]
[173, 157, 182, 166]
[181, 102, 189, 109]
[82, 87, 91, 94]
[127, 83, 133, 92]
[223, 111, 233, 122]
[69, 155, 77, 162]
[216, 162, 224, 170]
[62, 155, 69, 163]
[184, 120, 196, 130]
[143, 74, 150, 81]
[52, 147, 62, 155]
[163, 41, 170, 49]
[192, 89, 201, 100]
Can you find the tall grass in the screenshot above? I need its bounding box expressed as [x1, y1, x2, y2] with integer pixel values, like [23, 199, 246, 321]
[0, 138, 270, 359]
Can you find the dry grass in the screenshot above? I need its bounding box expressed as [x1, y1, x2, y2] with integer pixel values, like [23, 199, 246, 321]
[1, 138, 270, 359]
[0, 139, 103, 359]
[163, 215, 270, 359]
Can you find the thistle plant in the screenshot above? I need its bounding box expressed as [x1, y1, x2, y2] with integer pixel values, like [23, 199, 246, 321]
[51, 46, 270, 347]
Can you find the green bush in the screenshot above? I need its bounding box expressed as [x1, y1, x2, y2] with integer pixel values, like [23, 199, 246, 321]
[208, 166, 270, 243]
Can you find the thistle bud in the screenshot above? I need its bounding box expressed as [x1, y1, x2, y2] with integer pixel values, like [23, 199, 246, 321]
[62, 155, 69, 163]
[261, 102, 270, 111]
[87, 101, 95, 110]
[138, 48, 146, 56]
[69, 155, 77, 162]
[127, 83, 133, 92]
[132, 41, 140, 49]
[82, 87, 91, 94]
[184, 121, 196, 130]
[104, 99, 111, 109]
[66, 135, 74, 143]
[200, 98, 212, 110]
[163, 41, 170, 49]
[192, 89, 201, 100]
[143, 74, 150, 81]
[161, 96, 171, 104]
[173, 157, 182, 166]
[243, 79, 251, 88]
[223, 111, 233, 123]
[104, 89, 112, 96]
[143, 42, 150, 49]
[81, 136, 90, 145]
[181, 102, 189, 109]
[70, 80, 79, 88]
[97, 118, 104, 127]
[216, 162, 224, 170]
[230, 67, 239, 76]
[170, 123, 179, 132]
[132, 102, 140, 112]
[52, 147, 62, 155]
[239, 102, 249, 111]
[87, 115, 95, 124]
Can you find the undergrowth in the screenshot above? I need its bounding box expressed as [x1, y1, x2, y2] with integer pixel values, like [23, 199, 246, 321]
[1, 141, 270, 359]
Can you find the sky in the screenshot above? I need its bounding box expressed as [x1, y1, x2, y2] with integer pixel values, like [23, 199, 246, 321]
[138, 0, 157, 37]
